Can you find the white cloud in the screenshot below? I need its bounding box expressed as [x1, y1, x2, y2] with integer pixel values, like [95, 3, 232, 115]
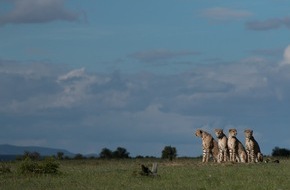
[58, 68, 86, 81]
[54, 68, 99, 108]
[281, 45, 290, 65]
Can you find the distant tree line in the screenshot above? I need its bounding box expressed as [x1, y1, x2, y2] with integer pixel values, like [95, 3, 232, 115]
[13, 145, 178, 160]
[99, 145, 177, 160]
[99, 147, 130, 159]
[9, 146, 290, 162]
[272, 147, 290, 157]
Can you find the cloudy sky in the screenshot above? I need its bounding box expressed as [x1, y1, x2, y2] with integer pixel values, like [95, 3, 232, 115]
[1, 0, 290, 157]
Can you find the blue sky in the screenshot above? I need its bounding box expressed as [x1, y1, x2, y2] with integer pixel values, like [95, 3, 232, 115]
[1, 0, 290, 157]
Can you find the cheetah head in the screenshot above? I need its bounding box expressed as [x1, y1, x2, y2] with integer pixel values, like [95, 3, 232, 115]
[244, 129, 253, 138]
[228, 128, 237, 137]
[195, 129, 203, 137]
[214, 129, 224, 138]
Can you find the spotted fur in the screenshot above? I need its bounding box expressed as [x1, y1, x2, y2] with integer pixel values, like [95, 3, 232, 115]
[228, 129, 247, 163]
[244, 129, 263, 163]
[195, 129, 219, 163]
[214, 129, 228, 162]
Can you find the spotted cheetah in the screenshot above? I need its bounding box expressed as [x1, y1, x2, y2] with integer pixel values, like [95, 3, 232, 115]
[228, 129, 247, 163]
[195, 129, 219, 163]
[214, 129, 228, 162]
[244, 129, 263, 163]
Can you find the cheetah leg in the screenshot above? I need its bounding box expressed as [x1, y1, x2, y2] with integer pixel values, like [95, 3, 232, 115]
[240, 152, 247, 163]
[228, 149, 232, 161]
[232, 150, 237, 162]
[218, 149, 223, 163]
[250, 150, 255, 163]
[229, 149, 235, 162]
[202, 149, 210, 163]
[223, 149, 228, 162]
[246, 150, 251, 162]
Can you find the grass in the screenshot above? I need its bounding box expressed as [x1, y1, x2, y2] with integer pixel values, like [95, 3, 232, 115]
[0, 158, 290, 190]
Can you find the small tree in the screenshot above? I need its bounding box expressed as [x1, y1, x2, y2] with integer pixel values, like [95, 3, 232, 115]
[99, 148, 113, 159]
[57, 152, 64, 160]
[74, 153, 84, 160]
[112, 147, 130, 159]
[22, 151, 41, 161]
[161, 146, 177, 161]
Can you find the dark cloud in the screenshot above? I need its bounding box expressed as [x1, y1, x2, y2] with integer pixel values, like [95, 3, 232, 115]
[201, 7, 252, 21]
[249, 48, 283, 57]
[0, 0, 80, 26]
[245, 17, 290, 31]
[128, 49, 201, 62]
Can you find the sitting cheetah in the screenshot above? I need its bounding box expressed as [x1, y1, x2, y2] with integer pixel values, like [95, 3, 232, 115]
[244, 129, 263, 163]
[214, 129, 228, 162]
[195, 129, 219, 163]
[228, 129, 247, 163]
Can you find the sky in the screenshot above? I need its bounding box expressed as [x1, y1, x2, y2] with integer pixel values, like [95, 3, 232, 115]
[1, 0, 290, 157]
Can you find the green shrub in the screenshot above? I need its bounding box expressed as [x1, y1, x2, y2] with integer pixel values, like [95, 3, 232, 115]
[19, 157, 59, 174]
[19, 158, 38, 174]
[0, 162, 11, 174]
[40, 157, 60, 174]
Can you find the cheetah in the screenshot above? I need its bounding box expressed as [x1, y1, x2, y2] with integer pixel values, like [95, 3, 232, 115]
[195, 129, 219, 163]
[214, 129, 228, 162]
[244, 129, 263, 163]
[228, 129, 247, 163]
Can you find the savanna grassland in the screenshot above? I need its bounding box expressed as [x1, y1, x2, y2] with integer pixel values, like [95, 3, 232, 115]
[1, 158, 290, 190]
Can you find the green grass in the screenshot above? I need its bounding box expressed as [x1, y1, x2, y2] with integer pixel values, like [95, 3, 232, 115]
[1, 158, 290, 190]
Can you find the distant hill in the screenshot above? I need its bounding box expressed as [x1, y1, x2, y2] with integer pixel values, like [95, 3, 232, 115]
[0, 144, 75, 158]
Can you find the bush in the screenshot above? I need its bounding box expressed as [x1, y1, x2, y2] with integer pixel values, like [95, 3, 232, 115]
[19, 158, 38, 174]
[0, 163, 11, 174]
[41, 157, 60, 174]
[161, 146, 177, 161]
[22, 151, 41, 161]
[74, 153, 85, 160]
[19, 157, 59, 174]
[272, 146, 290, 157]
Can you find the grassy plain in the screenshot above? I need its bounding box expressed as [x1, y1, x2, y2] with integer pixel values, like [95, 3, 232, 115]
[1, 158, 290, 190]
